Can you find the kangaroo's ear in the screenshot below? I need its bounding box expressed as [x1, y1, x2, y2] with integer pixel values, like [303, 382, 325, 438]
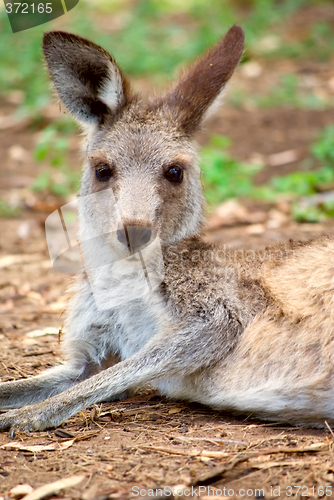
[164, 25, 244, 135]
[43, 31, 131, 129]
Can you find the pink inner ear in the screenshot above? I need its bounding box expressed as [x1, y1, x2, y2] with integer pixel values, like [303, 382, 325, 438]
[164, 25, 244, 135]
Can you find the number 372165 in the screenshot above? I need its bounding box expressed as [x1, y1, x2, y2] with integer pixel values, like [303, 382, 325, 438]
[5, 3, 53, 14]
[286, 485, 332, 496]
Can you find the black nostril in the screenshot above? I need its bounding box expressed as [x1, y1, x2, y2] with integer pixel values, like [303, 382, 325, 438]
[140, 228, 152, 246]
[117, 228, 128, 246]
[117, 225, 153, 253]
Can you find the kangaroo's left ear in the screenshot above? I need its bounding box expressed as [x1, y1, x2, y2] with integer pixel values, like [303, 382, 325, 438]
[43, 31, 131, 130]
[162, 25, 244, 135]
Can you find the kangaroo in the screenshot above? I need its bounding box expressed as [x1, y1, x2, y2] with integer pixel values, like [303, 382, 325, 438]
[0, 25, 333, 435]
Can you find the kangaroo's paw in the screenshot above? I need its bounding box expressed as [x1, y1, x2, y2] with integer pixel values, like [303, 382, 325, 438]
[0, 400, 69, 436]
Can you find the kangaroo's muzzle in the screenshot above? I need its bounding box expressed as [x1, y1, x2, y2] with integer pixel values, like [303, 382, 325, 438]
[117, 224, 155, 254]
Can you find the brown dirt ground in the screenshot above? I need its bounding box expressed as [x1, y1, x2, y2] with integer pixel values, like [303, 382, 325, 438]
[1, 6, 334, 499]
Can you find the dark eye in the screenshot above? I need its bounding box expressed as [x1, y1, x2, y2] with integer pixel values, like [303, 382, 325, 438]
[165, 165, 183, 183]
[95, 164, 112, 181]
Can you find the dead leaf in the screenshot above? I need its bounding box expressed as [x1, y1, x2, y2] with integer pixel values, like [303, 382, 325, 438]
[245, 223, 265, 235]
[240, 61, 263, 79]
[0, 254, 42, 269]
[267, 149, 301, 167]
[1, 439, 74, 453]
[9, 484, 33, 498]
[26, 328, 59, 338]
[168, 407, 184, 415]
[8, 145, 29, 164]
[266, 208, 289, 229]
[46, 301, 68, 312]
[140, 441, 328, 460]
[20, 475, 85, 500]
[26, 200, 62, 213]
[248, 459, 314, 469]
[139, 445, 230, 459]
[208, 199, 268, 230]
[176, 436, 249, 447]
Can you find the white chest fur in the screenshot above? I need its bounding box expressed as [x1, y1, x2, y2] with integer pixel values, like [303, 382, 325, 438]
[65, 260, 170, 368]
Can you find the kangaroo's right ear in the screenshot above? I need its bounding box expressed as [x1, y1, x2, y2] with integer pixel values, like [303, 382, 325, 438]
[43, 31, 131, 129]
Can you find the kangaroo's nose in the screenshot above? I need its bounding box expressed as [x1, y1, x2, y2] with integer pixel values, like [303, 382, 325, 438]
[117, 225, 153, 253]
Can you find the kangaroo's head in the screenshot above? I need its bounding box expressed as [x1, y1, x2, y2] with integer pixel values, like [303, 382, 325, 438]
[43, 27, 244, 259]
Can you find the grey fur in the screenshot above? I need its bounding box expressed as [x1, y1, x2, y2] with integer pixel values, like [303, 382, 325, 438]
[1, 26, 334, 434]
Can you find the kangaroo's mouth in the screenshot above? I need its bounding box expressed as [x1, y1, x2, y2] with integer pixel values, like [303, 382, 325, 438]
[127, 254, 141, 262]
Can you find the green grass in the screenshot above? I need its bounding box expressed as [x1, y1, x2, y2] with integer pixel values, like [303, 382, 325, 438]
[1, 0, 332, 114]
[32, 124, 80, 196]
[1, 0, 334, 218]
[0, 199, 21, 218]
[263, 21, 334, 62]
[228, 73, 331, 110]
[254, 73, 329, 110]
[311, 124, 334, 167]
[200, 136, 264, 205]
[201, 125, 334, 222]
